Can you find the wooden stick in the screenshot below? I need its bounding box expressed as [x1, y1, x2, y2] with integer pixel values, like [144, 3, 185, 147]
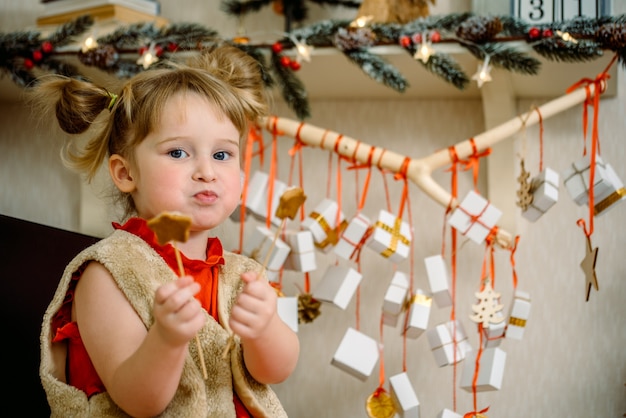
[172, 242, 208, 380]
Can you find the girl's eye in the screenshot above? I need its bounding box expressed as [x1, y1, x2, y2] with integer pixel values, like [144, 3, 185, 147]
[168, 148, 188, 159]
[213, 151, 231, 161]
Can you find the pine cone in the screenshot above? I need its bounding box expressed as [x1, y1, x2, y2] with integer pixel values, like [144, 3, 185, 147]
[595, 23, 626, 50]
[333, 26, 376, 52]
[456, 16, 503, 43]
[297, 293, 321, 324]
[78, 44, 119, 68]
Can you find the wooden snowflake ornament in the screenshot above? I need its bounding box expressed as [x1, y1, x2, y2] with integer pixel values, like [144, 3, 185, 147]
[470, 279, 505, 328]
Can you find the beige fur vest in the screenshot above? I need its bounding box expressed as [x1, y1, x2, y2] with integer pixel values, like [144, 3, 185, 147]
[40, 229, 288, 417]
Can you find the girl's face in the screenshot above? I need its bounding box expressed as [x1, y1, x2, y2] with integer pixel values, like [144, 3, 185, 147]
[119, 92, 242, 232]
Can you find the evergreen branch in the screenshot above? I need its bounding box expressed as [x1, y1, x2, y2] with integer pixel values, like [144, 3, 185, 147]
[423, 53, 469, 90]
[220, 0, 271, 16]
[158, 23, 220, 48]
[270, 52, 310, 120]
[343, 49, 408, 93]
[233, 43, 275, 89]
[97, 23, 161, 48]
[463, 43, 541, 75]
[532, 39, 603, 63]
[45, 14, 94, 47]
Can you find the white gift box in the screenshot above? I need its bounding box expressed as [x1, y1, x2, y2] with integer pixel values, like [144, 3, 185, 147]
[245, 171, 289, 227]
[242, 225, 291, 281]
[334, 213, 371, 260]
[460, 347, 507, 392]
[593, 162, 626, 216]
[437, 409, 462, 418]
[389, 372, 420, 417]
[282, 230, 317, 272]
[424, 255, 452, 308]
[229, 203, 249, 223]
[331, 327, 379, 381]
[366, 210, 412, 264]
[383, 311, 401, 328]
[301, 198, 347, 252]
[562, 155, 613, 206]
[448, 190, 502, 244]
[522, 167, 560, 222]
[404, 290, 431, 339]
[383, 271, 409, 316]
[482, 320, 506, 348]
[314, 265, 363, 310]
[506, 290, 531, 340]
[426, 320, 471, 367]
[277, 296, 298, 333]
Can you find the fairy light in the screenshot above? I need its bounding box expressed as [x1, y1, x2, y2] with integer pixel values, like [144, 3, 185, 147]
[556, 30, 578, 44]
[81, 34, 98, 52]
[471, 55, 492, 88]
[350, 15, 373, 28]
[413, 32, 434, 64]
[137, 42, 159, 69]
[294, 39, 312, 63]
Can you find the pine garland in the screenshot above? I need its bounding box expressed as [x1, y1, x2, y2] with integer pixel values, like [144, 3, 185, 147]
[1, 13, 625, 119]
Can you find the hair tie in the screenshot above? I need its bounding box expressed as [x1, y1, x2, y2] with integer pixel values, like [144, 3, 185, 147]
[107, 92, 118, 111]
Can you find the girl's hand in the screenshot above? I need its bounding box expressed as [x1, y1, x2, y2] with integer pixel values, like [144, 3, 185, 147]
[229, 271, 277, 340]
[152, 275, 205, 347]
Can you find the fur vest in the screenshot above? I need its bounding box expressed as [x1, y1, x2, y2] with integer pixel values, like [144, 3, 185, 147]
[40, 229, 288, 417]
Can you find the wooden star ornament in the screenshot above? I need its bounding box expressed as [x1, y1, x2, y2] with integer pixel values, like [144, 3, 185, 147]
[580, 235, 599, 302]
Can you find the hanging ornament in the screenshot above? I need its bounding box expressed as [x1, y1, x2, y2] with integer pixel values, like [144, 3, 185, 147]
[580, 235, 599, 301]
[297, 292, 321, 323]
[470, 279, 505, 328]
[516, 158, 534, 211]
[365, 387, 395, 418]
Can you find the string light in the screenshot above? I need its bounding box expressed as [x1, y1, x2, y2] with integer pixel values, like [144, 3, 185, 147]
[556, 30, 578, 44]
[471, 55, 492, 88]
[413, 32, 434, 64]
[137, 41, 159, 69]
[350, 15, 373, 28]
[81, 31, 98, 53]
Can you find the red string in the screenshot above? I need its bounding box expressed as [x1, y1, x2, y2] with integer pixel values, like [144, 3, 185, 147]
[509, 235, 520, 289]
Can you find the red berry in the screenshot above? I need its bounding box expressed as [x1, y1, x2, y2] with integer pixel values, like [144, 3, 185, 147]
[399, 36, 411, 48]
[24, 58, 34, 69]
[32, 50, 43, 62]
[542, 29, 553, 38]
[272, 42, 283, 53]
[430, 31, 441, 43]
[280, 55, 291, 67]
[411, 33, 422, 44]
[528, 27, 541, 39]
[167, 42, 178, 52]
[290, 60, 301, 71]
[138, 46, 148, 55]
[155, 45, 164, 56]
[41, 41, 53, 53]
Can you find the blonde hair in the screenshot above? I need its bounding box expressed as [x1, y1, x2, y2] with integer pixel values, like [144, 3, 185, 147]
[29, 44, 269, 217]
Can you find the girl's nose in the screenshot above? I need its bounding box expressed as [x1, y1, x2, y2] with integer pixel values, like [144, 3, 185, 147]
[192, 159, 217, 182]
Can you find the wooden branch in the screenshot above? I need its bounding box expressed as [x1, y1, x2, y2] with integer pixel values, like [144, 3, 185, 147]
[260, 81, 605, 249]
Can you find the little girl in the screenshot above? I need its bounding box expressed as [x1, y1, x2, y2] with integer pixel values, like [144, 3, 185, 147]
[32, 45, 299, 417]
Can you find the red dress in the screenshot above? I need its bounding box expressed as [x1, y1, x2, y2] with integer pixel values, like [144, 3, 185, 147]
[51, 217, 251, 417]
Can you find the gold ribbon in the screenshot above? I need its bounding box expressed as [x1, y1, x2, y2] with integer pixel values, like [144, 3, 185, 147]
[509, 317, 526, 327]
[594, 187, 626, 215]
[375, 217, 410, 258]
[309, 211, 347, 249]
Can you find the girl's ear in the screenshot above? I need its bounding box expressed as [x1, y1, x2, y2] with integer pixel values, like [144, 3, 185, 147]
[109, 154, 135, 193]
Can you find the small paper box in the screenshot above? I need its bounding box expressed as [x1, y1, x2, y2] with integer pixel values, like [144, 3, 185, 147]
[382, 271, 409, 316]
[389, 372, 420, 417]
[334, 213, 371, 260]
[277, 297, 298, 333]
[482, 320, 506, 348]
[282, 230, 317, 272]
[242, 225, 290, 281]
[404, 290, 431, 339]
[562, 154, 613, 206]
[229, 203, 249, 223]
[593, 162, 626, 216]
[447, 190, 502, 244]
[314, 265, 363, 310]
[460, 347, 507, 392]
[424, 255, 452, 308]
[301, 198, 346, 252]
[366, 210, 412, 264]
[382, 311, 401, 328]
[522, 167, 560, 222]
[331, 327, 379, 381]
[437, 409, 462, 418]
[506, 290, 531, 340]
[426, 320, 471, 367]
[245, 171, 289, 227]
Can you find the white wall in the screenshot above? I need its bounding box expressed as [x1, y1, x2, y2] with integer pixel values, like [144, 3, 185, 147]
[1, 1, 624, 417]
